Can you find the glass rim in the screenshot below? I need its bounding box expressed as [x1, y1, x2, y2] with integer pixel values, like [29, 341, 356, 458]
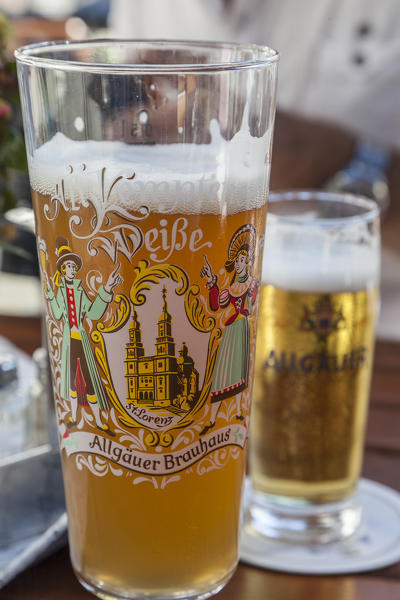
[268, 190, 380, 227]
[14, 38, 279, 74]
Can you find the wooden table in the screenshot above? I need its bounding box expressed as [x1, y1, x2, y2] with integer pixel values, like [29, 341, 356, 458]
[1, 320, 400, 600]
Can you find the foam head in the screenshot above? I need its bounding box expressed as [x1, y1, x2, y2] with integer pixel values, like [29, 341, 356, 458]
[262, 210, 380, 293]
[29, 118, 271, 216]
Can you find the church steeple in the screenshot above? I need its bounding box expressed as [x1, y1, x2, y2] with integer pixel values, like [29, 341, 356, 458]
[127, 308, 145, 358]
[159, 286, 172, 324]
[156, 286, 175, 356]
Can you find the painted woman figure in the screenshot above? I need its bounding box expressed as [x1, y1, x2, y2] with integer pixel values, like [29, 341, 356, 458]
[45, 237, 122, 433]
[200, 224, 259, 435]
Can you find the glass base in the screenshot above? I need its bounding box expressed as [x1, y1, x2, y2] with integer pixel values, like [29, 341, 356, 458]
[245, 489, 362, 545]
[74, 564, 236, 600]
[241, 479, 400, 574]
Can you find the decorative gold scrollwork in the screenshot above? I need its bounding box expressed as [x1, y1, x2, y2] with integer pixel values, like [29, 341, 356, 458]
[97, 293, 131, 334]
[185, 284, 215, 333]
[92, 260, 220, 446]
[130, 260, 189, 305]
[91, 329, 134, 422]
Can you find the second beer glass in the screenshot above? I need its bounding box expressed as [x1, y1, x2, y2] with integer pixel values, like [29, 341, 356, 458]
[248, 191, 380, 544]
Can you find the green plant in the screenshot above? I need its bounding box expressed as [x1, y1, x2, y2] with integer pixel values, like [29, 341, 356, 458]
[0, 13, 27, 214]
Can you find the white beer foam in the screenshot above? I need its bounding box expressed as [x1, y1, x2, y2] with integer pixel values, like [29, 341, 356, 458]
[262, 219, 380, 292]
[29, 119, 270, 215]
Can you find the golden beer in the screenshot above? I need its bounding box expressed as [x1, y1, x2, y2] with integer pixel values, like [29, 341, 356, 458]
[250, 284, 378, 504]
[30, 156, 266, 596]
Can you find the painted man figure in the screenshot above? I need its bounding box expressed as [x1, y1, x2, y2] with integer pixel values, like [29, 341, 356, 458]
[45, 237, 122, 433]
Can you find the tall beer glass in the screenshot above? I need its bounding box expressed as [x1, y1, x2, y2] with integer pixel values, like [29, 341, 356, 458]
[247, 191, 380, 544]
[15, 41, 278, 599]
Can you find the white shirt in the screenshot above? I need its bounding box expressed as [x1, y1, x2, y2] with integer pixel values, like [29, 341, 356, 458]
[109, 0, 400, 149]
[227, 0, 400, 149]
[108, 0, 230, 42]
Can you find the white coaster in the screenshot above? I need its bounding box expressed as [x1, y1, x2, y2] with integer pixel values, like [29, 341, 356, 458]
[240, 478, 400, 574]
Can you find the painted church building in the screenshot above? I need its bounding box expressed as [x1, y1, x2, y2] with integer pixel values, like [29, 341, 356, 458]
[125, 286, 199, 411]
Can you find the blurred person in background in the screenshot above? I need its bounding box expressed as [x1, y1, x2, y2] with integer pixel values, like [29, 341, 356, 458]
[224, 0, 400, 209]
[109, 0, 400, 339]
[109, 0, 400, 210]
[108, 0, 229, 43]
[218, 0, 400, 340]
